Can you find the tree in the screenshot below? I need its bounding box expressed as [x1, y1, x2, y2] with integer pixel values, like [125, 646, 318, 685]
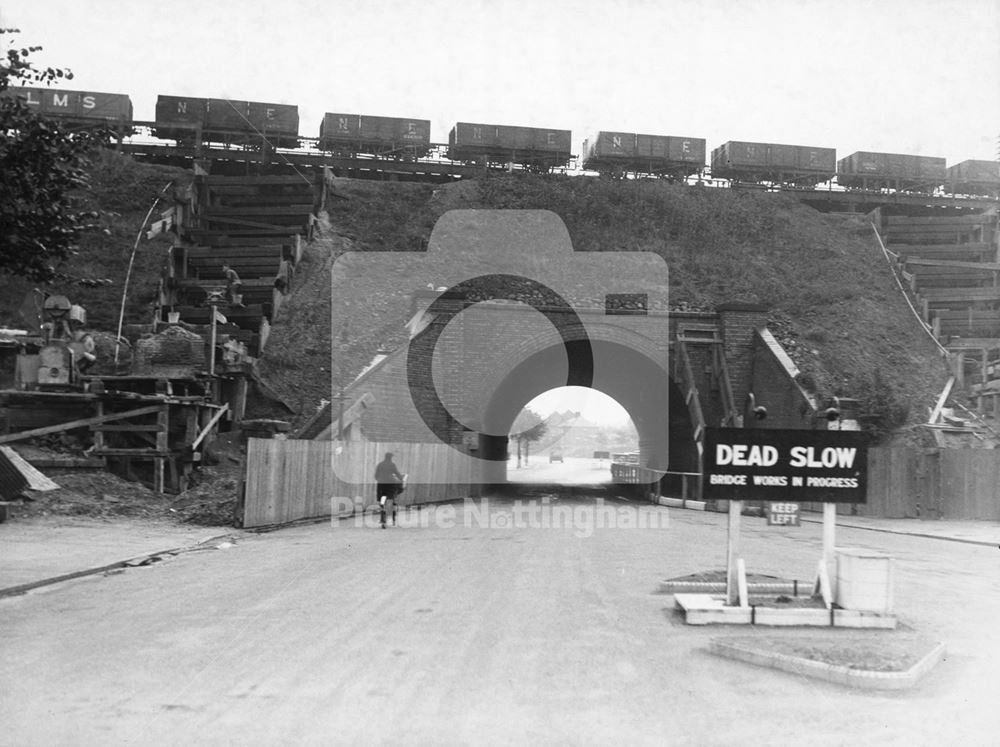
[510, 408, 548, 468]
[1, 29, 108, 282]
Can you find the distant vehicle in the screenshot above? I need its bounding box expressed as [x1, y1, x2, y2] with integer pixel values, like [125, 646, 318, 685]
[612, 452, 640, 464]
[549, 453, 564, 463]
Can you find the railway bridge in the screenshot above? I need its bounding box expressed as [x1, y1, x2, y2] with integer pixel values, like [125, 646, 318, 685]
[318, 210, 820, 492]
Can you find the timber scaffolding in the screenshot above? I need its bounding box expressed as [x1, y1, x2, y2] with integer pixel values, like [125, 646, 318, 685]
[874, 206, 1000, 419]
[160, 171, 324, 357]
[0, 386, 226, 494]
[0, 172, 324, 493]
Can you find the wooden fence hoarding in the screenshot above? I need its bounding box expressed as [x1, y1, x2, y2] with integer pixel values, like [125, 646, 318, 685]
[938, 449, 1000, 520]
[242, 439, 473, 528]
[791, 447, 1000, 521]
[243, 441, 1000, 528]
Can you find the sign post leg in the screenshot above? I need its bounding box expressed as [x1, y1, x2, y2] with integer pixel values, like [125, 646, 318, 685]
[726, 500, 742, 606]
[813, 502, 838, 604]
[823, 502, 836, 567]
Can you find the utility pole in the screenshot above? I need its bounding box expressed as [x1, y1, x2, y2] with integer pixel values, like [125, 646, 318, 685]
[334, 322, 350, 441]
[206, 287, 227, 376]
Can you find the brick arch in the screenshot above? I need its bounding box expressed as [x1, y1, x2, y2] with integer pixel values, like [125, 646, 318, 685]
[469, 313, 670, 426]
[476, 334, 685, 484]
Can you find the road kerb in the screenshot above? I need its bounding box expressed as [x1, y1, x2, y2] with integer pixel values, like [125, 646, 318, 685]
[0, 533, 237, 599]
[708, 637, 946, 690]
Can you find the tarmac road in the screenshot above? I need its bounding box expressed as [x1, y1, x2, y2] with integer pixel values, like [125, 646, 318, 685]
[2, 492, 999, 746]
[506, 455, 615, 485]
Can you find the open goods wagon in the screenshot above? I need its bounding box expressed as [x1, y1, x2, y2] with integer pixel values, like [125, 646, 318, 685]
[2, 86, 132, 131]
[946, 159, 1000, 197]
[582, 132, 706, 177]
[711, 141, 836, 185]
[318, 113, 431, 158]
[448, 122, 572, 171]
[154, 95, 299, 148]
[837, 151, 946, 193]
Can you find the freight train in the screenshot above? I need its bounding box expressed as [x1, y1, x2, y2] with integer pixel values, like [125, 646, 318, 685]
[3, 85, 999, 195]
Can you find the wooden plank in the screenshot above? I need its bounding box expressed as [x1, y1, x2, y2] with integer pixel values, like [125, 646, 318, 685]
[0, 446, 60, 491]
[892, 242, 991, 253]
[204, 205, 314, 216]
[196, 215, 306, 231]
[92, 424, 164, 432]
[938, 323, 1000, 337]
[190, 404, 229, 450]
[173, 278, 277, 289]
[25, 457, 105, 469]
[91, 448, 172, 456]
[200, 174, 315, 186]
[886, 225, 983, 236]
[885, 214, 996, 225]
[906, 258, 1000, 271]
[219, 195, 315, 207]
[185, 245, 286, 258]
[0, 405, 164, 445]
[174, 305, 264, 321]
[184, 237, 292, 250]
[907, 267, 997, 280]
[928, 377, 955, 424]
[869, 447, 918, 518]
[184, 230, 301, 242]
[918, 287, 1000, 301]
[187, 259, 281, 272]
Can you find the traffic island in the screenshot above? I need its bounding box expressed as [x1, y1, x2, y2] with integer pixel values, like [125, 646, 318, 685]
[708, 634, 946, 690]
[673, 592, 897, 628]
[661, 569, 808, 595]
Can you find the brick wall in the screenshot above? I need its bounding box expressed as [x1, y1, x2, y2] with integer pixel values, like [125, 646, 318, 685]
[717, 302, 769, 412]
[748, 329, 818, 430]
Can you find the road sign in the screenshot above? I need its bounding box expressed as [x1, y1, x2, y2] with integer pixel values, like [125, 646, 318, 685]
[703, 428, 868, 504]
[767, 502, 800, 526]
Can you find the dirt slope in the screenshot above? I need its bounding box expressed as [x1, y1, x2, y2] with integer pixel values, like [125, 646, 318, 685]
[2, 162, 956, 526]
[0, 150, 191, 332]
[258, 174, 949, 444]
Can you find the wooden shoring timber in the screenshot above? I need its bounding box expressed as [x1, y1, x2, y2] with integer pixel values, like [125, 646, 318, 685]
[184, 230, 300, 242]
[184, 245, 287, 259]
[204, 205, 315, 217]
[0, 404, 163, 445]
[885, 214, 997, 226]
[195, 214, 306, 232]
[98, 402, 190, 494]
[918, 287, 1000, 302]
[200, 174, 316, 186]
[0, 446, 59, 491]
[904, 258, 1000, 271]
[191, 404, 229, 451]
[155, 405, 169, 493]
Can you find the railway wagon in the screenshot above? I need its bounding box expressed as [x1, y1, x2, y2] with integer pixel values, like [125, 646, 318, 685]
[2, 86, 133, 130]
[318, 113, 431, 158]
[154, 95, 299, 148]
[946, 159, 1000, 196]
[582, 132, 706, 177]
[711, 141, 836, 185]
[837, 151, 946, 192]
[448, 122, 572, 171]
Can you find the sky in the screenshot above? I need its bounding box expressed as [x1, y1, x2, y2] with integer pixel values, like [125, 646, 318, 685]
[527, 387, 632, 427]
[2, 0, 998, 166]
